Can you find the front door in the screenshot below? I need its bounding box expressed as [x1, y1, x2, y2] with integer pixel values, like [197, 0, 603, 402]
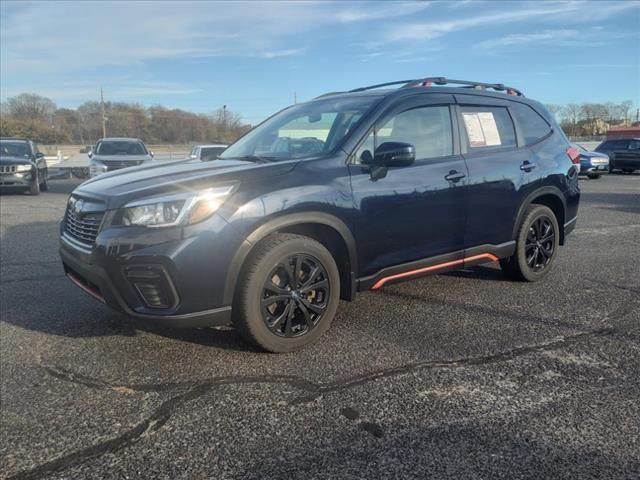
[348, 95, 468, 277]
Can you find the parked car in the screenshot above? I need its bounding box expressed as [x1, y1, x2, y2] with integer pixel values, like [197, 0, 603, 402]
[0, 137, 48, 195]
[59, 77, 580, 352]
[573, 143, 609, 179]
[189, 144, 228, 162]
[88, 138, 154, 178]
[595, 138, 640, 173]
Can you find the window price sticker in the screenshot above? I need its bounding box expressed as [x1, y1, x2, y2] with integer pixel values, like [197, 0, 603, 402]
[462, 112, 502, 147]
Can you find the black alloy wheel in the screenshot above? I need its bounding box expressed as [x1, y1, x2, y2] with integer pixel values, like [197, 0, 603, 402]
[500, 204, 560, 282]
[524, 215, 555, 273]
[261, 254, 329, 337]
[234, 233, 340, 352]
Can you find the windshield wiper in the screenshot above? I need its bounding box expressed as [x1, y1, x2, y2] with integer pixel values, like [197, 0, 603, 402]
[228, 155, 276, 163]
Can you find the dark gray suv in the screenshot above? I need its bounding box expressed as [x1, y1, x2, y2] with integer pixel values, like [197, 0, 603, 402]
[89, 137, 154, 178]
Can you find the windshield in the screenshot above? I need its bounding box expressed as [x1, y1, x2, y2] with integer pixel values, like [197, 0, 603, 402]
[0, 141, 30, 158]
[96, 140, 147, 155]
[220, 96, 380, 161]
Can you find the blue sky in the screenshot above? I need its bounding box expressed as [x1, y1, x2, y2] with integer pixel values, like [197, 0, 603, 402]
[1, 0, 639, 124]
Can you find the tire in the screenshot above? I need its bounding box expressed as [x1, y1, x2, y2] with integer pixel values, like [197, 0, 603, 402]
[28, 176, 40, 195]
[40, 171, 49, 191]
[500, 205, 560, 282]
[587, 173, 600, 179]
[233, 233, 340, 353]
[609, 164, 616, 174]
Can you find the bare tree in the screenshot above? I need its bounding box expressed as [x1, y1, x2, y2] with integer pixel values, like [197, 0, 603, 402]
[2, 93, 57, 122]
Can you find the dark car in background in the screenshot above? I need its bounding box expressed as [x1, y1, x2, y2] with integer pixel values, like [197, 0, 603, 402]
[573, 143, 609, 179]
[59, 77, 580, 352]
[88, 137, 154, 178]
[188, 144, 229, 161]
[0, 138, 48, 195]
[595, 138, 640, 173]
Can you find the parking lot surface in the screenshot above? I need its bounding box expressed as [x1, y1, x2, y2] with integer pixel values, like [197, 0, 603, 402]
[1, 174, 639, 480]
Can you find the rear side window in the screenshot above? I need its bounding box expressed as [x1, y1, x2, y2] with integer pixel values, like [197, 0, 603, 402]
[460, 106, 516, 149]
[510, 103, 551, 145]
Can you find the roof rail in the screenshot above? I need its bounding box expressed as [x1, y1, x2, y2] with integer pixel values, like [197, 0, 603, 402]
[317, 77, 524, 98]
[403, 77, 524, 96]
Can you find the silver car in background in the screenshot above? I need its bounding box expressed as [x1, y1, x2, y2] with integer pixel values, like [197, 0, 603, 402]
[89, 138, 154, 177]
[188, 144, 228, 162]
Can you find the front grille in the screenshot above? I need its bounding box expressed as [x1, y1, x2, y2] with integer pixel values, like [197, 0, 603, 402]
[0, 165, 17, 174]
[101, 160, 141, 171]
[64, 197, 105, 246]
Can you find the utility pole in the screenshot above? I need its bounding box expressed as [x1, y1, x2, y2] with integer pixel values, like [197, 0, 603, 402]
[294, 92, 297, 104]
[100, 87, 107, 138]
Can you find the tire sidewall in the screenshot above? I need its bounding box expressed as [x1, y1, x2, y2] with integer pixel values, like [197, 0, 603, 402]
[239, 237, 340, 353]
[515, 205, 560, 282]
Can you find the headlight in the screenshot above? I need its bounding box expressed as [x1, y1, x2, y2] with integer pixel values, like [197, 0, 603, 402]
[16, 164, 33, 172]
[119, 185, 235, 227]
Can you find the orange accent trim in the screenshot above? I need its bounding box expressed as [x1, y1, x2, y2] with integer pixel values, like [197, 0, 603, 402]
[67, 272, 106, 303]
[371, 253, 499, 290]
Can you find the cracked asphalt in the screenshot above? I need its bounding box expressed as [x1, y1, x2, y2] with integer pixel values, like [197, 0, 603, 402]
[1, 174, 639, 480]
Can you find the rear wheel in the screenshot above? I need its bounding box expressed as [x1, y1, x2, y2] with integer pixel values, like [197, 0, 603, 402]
[501, 205, 559, 282]
[587, 173, 600, 179]
[233, 233, 340, 352]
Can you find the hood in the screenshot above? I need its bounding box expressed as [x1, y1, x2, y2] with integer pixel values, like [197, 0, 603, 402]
[91, 154, 152, 162]
[0, 155, 33, 165]
[74, 158, 298, 209]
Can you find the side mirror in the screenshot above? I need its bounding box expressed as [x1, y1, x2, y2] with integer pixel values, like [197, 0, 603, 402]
[373, 142, 415, 167]
[149, 151, 155, 158]
[35, 152, 45, 158]
[88, 151, 93, 159]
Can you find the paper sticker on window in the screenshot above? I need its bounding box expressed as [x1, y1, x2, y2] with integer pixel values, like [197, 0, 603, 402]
[462, 113, 485, 146]
[462, 112, 502, 147]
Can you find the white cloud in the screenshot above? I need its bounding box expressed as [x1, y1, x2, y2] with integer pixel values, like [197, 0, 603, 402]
[257, 48, 307, 59]
[474, 30, 580, 50]
[384, 1, 640, 42]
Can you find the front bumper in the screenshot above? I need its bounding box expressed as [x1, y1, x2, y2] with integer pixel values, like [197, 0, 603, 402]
[0, 172, 35, 187]
[59, 214, 247, 328]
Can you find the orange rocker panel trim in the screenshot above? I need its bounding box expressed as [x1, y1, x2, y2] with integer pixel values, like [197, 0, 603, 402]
[371, 253, 499, 290]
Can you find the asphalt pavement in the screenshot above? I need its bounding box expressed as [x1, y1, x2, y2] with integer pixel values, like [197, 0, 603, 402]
[1, 174, 639, 479]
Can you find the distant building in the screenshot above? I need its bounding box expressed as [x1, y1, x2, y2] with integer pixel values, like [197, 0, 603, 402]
[606, 126, 640, 139]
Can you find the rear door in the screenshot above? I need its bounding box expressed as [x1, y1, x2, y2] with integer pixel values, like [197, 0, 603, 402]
[348, 94, 469, 276]
[455, 96, 539, 253]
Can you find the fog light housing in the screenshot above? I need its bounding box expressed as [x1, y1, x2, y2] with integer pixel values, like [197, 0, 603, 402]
[124, 265, 178, 310]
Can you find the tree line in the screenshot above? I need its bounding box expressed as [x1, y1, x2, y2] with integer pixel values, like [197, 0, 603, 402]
[545, 100, 637, 138]
[0, 93, 251, 145]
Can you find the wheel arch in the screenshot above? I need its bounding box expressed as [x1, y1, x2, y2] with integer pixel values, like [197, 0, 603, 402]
[513, 187, 567, 245]
[224, 212, 358, 304]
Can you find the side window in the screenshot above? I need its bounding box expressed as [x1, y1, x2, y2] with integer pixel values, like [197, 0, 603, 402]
[355, 105, 453, 163]
[510, 103, 551, 145]
[460, 106, 516, 149]
[629, 140, 640, 150]
[613, 140, 629, 150]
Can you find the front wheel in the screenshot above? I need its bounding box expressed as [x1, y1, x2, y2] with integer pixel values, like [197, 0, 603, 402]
[587, 172, 601, 179]
[501, 205, 560, 282]
[40, 170, 49, 191]
[28, 175, 40, 195]
[233, 233, 340, 352]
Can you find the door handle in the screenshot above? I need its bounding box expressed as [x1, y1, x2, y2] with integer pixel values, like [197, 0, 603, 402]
[444, 170, 466, 182]
[520, 162, 537, 172]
